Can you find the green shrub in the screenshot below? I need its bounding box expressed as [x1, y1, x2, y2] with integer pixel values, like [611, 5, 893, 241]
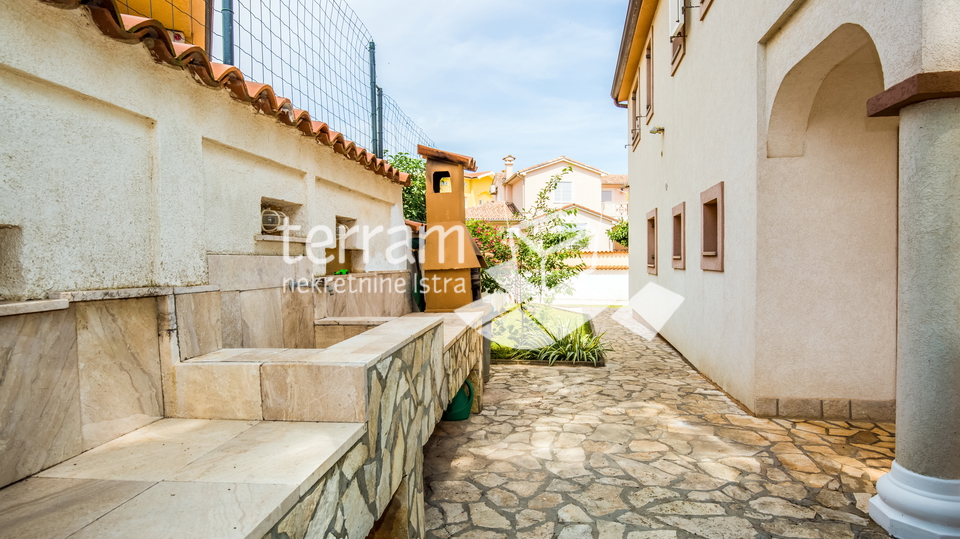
[388, 152, 426, 223]
[537, 324, 611, 366]
[489, 304, 611, 366]
[606, 219, 628, 247]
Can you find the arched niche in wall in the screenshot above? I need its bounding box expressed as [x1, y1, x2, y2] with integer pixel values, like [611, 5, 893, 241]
[767, 23, 877, 158]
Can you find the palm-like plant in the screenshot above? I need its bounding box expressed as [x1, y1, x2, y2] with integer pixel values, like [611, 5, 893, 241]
[536, 323, 611, 366]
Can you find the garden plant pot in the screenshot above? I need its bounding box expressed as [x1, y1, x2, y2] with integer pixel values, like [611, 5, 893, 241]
[443, 379, 474, 421]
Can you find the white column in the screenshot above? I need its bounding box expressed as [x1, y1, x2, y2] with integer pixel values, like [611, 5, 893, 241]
[870, 97, 960, 539]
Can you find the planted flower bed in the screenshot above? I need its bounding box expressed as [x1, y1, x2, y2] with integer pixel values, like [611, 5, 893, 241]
[489, 304, 611, 367]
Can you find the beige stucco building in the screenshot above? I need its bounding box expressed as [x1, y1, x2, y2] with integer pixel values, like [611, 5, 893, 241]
[612, 0, 960, 536]
[493, 155, 629, 252]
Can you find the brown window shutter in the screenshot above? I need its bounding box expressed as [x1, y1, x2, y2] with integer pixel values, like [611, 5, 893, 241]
[671, 35, 685, 65]
[700, 0, 714, 20]
[645, 38, 654, 114]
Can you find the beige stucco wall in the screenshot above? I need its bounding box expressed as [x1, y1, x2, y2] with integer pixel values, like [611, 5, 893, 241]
[520, 161, 605, 215]
[626, 0, 923, 411]
[628, 0, 764, 407]
[0, 0, 405, 301]
[757, 45, 899, 401]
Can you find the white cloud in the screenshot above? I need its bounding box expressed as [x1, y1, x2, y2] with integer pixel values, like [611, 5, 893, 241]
[347, 0, 628, 173]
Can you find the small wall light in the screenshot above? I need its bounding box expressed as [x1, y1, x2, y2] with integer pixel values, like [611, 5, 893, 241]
[650, 126, 665, 135]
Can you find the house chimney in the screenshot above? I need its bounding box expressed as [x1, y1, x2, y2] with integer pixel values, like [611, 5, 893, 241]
[503, 155, 515, 179]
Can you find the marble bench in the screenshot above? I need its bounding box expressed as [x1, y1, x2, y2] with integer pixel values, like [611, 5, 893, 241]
[0, 312, 485, 539]
[0, 418, 364, 538]
[171, 316, 445, 423]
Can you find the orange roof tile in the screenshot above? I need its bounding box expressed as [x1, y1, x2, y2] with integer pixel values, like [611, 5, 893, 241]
[465, 202, 521, 222]
[555, 204, 620, 223]
[601, 174, 629, 185]
[46, 0, 409, 186]
[517, 156, 609, 176]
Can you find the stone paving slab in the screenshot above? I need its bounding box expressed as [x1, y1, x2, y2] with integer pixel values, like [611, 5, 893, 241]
[423, 308, 894, 539]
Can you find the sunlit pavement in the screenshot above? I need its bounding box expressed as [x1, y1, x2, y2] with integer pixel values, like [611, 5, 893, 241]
[423, 308, 894, 539]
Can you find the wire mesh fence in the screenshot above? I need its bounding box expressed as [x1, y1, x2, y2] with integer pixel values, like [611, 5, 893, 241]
[201, 0, 434, 159]
[382, 94, 435, 160]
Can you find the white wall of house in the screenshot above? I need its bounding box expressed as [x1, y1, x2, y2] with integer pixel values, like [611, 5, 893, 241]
[0, 1, 405, 300]
[554, 270, 629, 303]
[625, 0, 922, 412]
[559, 208, 618, 252]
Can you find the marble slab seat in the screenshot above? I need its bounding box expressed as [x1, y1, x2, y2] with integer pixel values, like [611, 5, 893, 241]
[405, 311, 484, 352]
[314, 317, 398, 326]
[0, 419, 364, 539]
[173, 316, 445, 422]
[314, 316, 397, 347]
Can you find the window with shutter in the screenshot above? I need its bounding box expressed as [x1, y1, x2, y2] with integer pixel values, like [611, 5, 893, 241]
[644, 35, 654, 119]
[672, 202, 685, 270]
[668, 0, 685, 38]
[701, 182, 724, 272]
[669, 0, 687, 74]
[647, 208, 658, 275]
[630, 79, 641, 145]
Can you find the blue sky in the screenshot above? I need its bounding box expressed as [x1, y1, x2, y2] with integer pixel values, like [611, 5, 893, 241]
[347, 0, 630, 175]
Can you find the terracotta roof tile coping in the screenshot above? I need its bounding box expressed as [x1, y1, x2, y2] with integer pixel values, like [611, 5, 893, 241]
[44, 0, 409, 186]
[417, 145, 478, 171]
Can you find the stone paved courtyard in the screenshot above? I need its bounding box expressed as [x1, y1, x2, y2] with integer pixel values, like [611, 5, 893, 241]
[423, 308, 895, 539]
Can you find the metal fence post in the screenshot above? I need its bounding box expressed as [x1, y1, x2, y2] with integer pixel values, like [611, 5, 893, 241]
[376, 86, 384, 156]
[204, 0, 214, 54]
[222, 0, 234, 65]
[368, 41, 379, 156]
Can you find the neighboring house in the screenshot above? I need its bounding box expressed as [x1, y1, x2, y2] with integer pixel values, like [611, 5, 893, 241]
[463, 170, 496, 207]
[492, 155, 629, 251]
[473, 157, 630, 303]
[464, 200, 628, 303]
[613, 0, 960, 535]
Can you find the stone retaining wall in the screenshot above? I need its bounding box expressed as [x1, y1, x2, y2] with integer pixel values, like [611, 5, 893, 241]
[262, 315, 484, 539]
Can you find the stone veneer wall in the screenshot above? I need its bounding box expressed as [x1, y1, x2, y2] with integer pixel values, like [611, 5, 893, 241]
[262, 320, 485, 539]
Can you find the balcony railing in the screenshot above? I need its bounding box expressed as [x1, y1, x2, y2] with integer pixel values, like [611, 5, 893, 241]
[602, 201, 629, 218]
